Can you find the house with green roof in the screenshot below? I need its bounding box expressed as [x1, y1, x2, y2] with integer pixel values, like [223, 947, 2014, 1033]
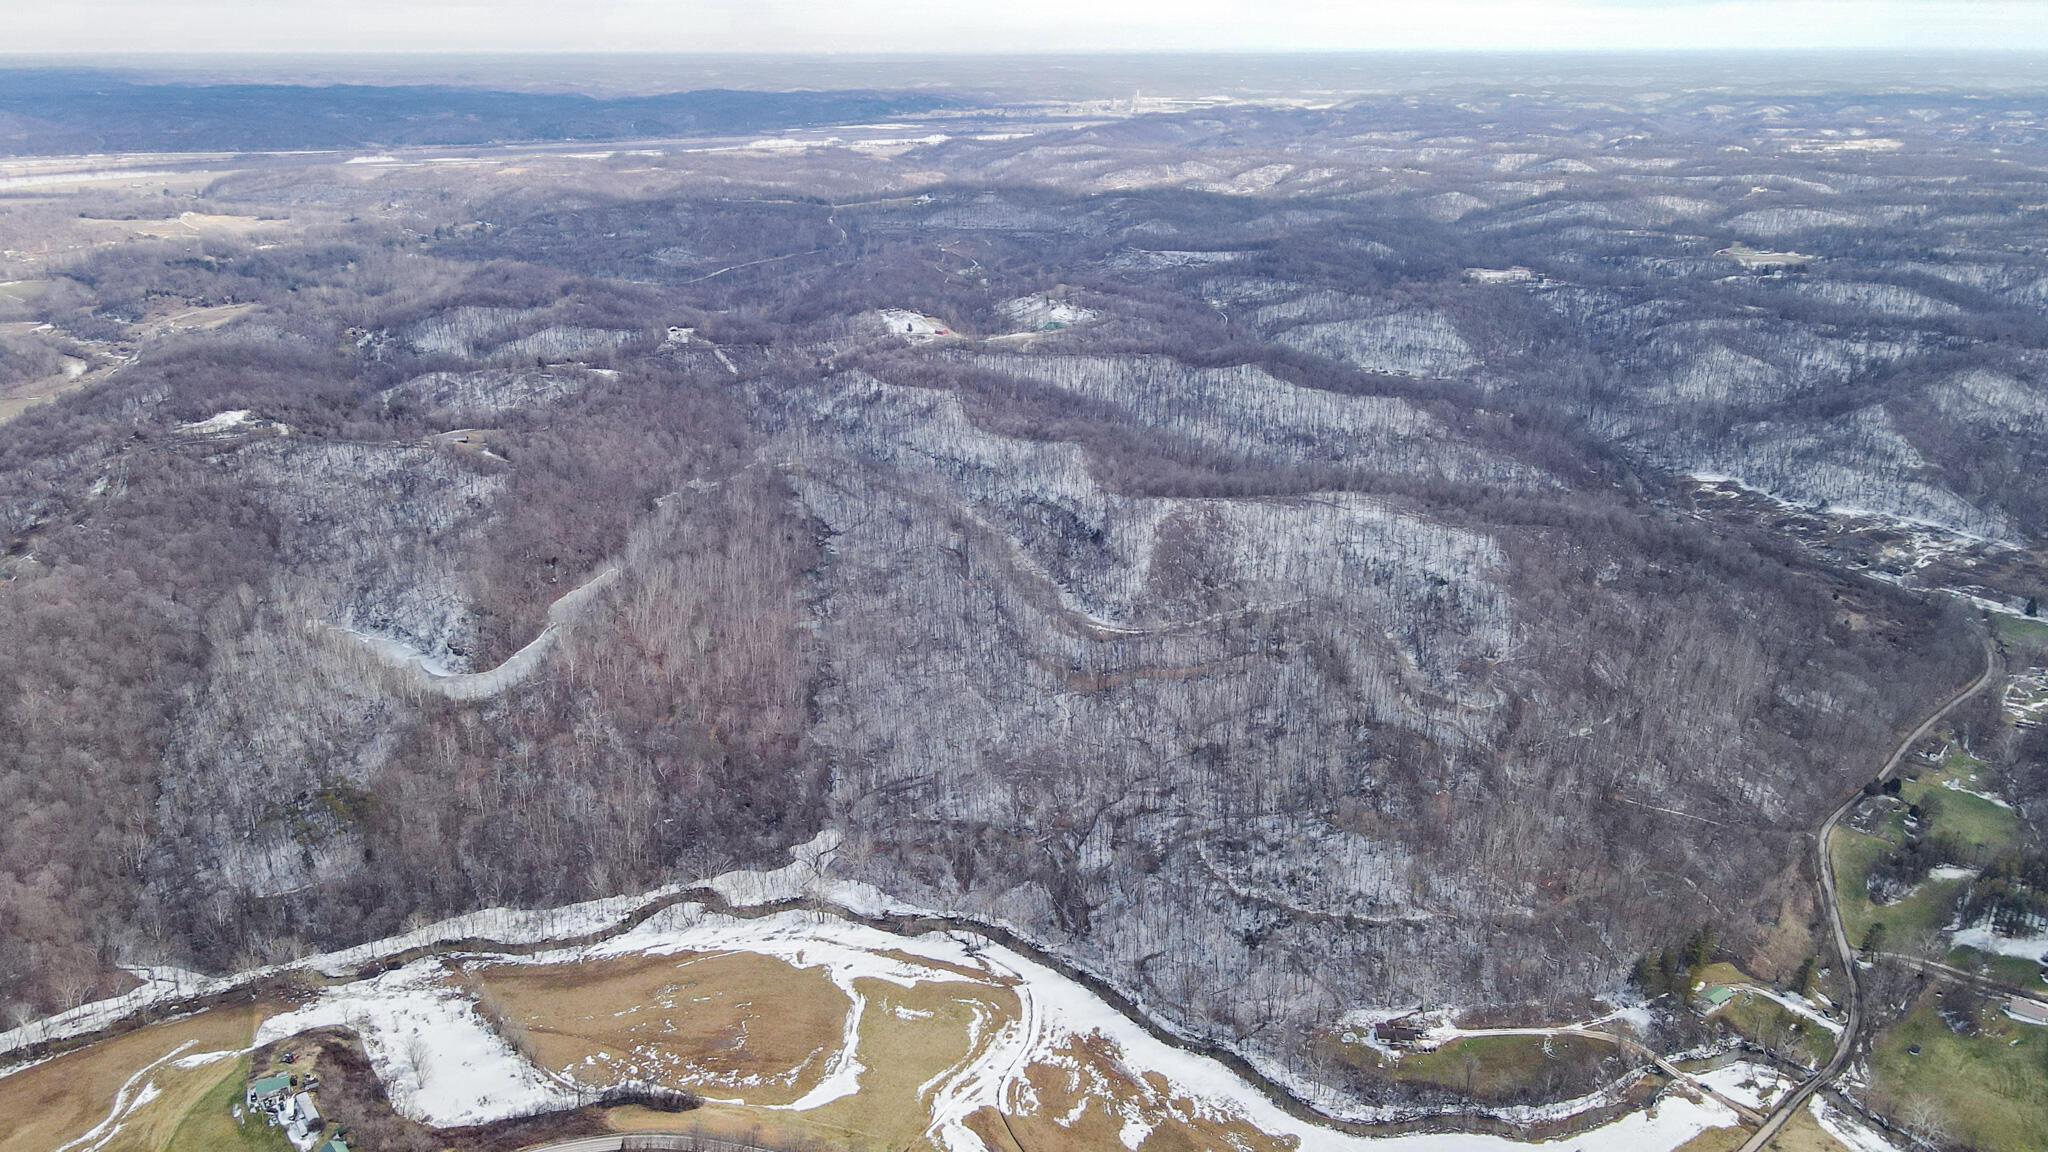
[245, 1073, 293, 1110]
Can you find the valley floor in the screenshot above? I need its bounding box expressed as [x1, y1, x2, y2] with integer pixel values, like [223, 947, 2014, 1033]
[1, 858, 1905, 1152]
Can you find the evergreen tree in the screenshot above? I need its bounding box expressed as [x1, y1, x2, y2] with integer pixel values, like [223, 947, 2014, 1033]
[1632, 955, 1660, 993]
[1688, 924, 1717, 970]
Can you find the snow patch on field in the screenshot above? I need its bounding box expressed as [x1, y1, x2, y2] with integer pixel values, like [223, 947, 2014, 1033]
[998, 294, 1098, 331]
[1692, 1060, 1794, 1110]
[875, 308, 954, 341]
[178, 409, 288, 436]
[14, 838, 1737, 1152]
[255, 961, 574, 1127]
[1740, 986, 1845, 1036]
[1811, 1096, 1905, 1152]
[245, 894, 1740, 1151]
[0, 888, 681, 1058]
[1952, 920, 2048, 961]
[1942, 779, 2012, 808]
[51, 1040, 198, 1152]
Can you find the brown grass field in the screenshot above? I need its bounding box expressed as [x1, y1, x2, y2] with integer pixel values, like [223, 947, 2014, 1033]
[475, 950, 855, 1106]
[965, 1032, 1290, 1152]
[608, 974, 1020, 1151]
[0, 1002, 268, 1152]
[1761, 1105, 1853, 1152]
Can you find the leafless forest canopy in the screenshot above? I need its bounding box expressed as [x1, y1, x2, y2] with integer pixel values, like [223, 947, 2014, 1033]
[1, 63, 2044, 1111]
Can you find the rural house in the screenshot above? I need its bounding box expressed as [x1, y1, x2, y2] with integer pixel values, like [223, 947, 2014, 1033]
[246, 1073, 293, 1111]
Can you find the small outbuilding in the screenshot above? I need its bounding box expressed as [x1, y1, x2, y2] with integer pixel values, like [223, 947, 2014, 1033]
[1374, 1020, 1429, 1048]
[2006, 995, 2048, 1026]
[285, 1090, 323, 1144]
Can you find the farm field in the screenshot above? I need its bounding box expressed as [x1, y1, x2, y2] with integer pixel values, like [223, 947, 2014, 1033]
[1992, 614, 2048, 647]
[475, 949, 859, 1106]
[0, 365, 97, 424]
[1754, 1103, 1852, 1152]
[1310, 1017, 1648, 1116]
[459, 913, 1346, 1152]
[0, 902, 1755, 1152]
[1830, 817, 1962, 952]
[1867, 984, 2048, 1151]
[163, 1055, 295, 1152]
[0, 1002, 268, 1152]
[1906, 751, 2019, 856]
[1947, 945, 2048, 989]
[1830, 739, 2021, 960]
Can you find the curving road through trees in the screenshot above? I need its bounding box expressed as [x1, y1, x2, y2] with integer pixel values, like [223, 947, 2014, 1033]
[1736, 628, 1999, 1152]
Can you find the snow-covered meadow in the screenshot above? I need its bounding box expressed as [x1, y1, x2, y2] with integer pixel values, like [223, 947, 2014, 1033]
[6, 836, 1744, 1152]
[244, 904, 1743, 1152]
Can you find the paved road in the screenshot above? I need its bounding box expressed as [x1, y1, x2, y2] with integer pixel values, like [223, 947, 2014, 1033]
[1736, 631, 1999, 1152]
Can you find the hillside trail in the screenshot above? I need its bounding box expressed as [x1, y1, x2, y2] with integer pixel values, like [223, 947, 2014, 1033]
[340, 564, 620, 700]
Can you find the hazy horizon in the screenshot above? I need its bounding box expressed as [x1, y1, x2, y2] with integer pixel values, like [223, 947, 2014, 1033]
[7, 1, 2048, 56]
[7, 46, 2048, 101]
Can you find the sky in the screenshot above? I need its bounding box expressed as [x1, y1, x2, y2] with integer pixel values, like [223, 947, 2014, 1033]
[5, 0, 2048, 55]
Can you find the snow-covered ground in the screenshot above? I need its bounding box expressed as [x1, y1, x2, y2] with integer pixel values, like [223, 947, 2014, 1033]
[999, 294, 1098, 331]
[340, 566, 619, 700]
[50, 1039, 208, 1152]
[0, 888, 680, 1061]
[1942, 778, 2013, 809]
[1811, 1096, 1905, 1152]
[8, 836, 1739, 1152]
[178, 409, 289, 436]
[876, 308, 954, 342]
[1685, 471, 2008, 548]
[1738, 986, 1846, 1037]
[1692, 1060, 1795, 1110]
[257, 903, 1740, 1152]
[2004, 670, 2048, 728]
[1952, 920, 2048, 962]
[256, 962, 574, 1127]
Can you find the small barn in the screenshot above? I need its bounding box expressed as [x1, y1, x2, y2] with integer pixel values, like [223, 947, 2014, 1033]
[1697, 985, 1739, 1012]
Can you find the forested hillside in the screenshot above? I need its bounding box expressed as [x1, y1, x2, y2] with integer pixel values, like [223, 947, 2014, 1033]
[1, 75, 2041, 1117]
